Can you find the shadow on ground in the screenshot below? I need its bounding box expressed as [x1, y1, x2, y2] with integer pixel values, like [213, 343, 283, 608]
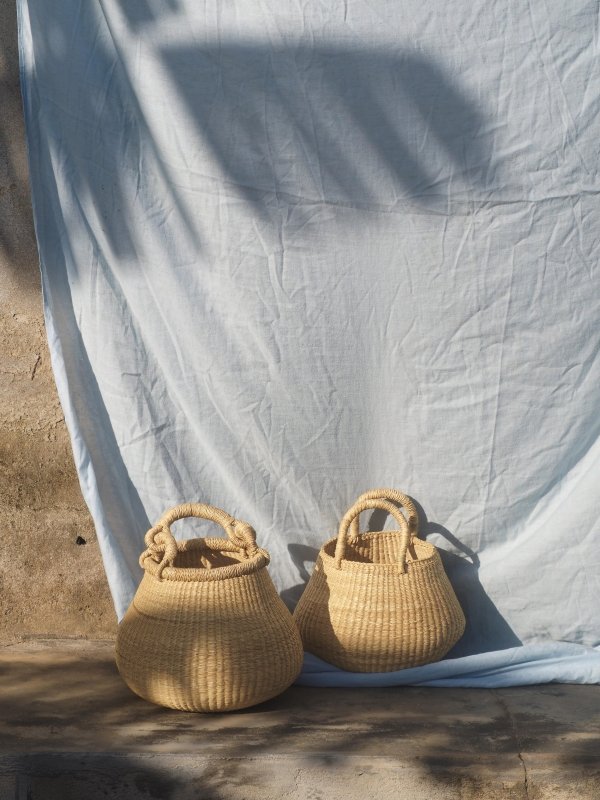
[1, 645, 599, 798]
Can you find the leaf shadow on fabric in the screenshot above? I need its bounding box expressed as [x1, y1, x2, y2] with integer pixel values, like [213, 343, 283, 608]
[16, 2, 502, 277]
[118, 0, 182, 30]
[160, 43, 496, 221]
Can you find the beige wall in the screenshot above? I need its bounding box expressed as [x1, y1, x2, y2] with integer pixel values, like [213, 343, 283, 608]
[0, 2, 116, 642]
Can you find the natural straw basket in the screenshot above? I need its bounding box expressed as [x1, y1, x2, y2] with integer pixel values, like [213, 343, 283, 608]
[116, 503, 304, 712]
[293, 488, 465, 672]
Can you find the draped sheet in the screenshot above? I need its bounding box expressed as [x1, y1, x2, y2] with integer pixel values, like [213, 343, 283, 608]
[18, 0, 600, 684]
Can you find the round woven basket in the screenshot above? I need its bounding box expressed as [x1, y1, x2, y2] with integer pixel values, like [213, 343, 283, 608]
[293, 488, 466, 672]
[116, 503, 304, 712]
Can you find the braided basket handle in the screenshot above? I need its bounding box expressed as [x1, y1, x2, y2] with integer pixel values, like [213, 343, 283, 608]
[141, 503, 258, 579]
[335, 498, 411, 573]
[349, 488, 418, 541]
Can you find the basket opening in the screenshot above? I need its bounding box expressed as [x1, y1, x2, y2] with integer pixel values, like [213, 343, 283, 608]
[323, 531, 422, 565]
[171, 549, 245, 570]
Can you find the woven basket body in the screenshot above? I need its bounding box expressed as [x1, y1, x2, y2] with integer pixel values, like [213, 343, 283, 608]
[116, 504, 304, 712]
[294, 490, 465, 672]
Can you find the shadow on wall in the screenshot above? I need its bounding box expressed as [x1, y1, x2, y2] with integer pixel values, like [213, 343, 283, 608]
[0, 1, 39, 284]
[283, 498, 521, 659]
[16, 0, 501, 274]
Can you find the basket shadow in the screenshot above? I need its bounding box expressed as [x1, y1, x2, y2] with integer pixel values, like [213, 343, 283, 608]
[280, 543, 320, 611]
[367, 501, 521, 658]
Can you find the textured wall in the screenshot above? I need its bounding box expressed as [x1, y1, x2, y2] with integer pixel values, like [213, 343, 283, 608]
[0, 2, 116, 642]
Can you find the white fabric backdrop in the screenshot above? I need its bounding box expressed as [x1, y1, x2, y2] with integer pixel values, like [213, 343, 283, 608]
[18, 0, 600, 683]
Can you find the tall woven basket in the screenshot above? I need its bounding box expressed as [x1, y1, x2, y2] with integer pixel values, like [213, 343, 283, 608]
[293, 489, 465, 672]
[116, 503, 304, 712]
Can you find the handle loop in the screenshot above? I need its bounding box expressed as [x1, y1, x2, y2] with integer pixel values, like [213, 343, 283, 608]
[140, 503, 258, 579]
[348, 488, 418, 541]
[335, 497, 411, 573]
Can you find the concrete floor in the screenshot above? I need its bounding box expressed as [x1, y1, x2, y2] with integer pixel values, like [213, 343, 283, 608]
[0, 640, 599, 799]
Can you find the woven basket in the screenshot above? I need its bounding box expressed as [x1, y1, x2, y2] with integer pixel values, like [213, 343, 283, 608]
[293, 488, 465, 672]
[116, 503, 304, 712]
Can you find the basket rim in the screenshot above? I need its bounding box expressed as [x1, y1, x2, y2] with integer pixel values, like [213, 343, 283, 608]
[141, 536, 270, 582]
[319, 530, 438, 572]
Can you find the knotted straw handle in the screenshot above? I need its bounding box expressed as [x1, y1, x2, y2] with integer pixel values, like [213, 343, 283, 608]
[140, 502, 258, 579]
[335, 498, 411, 573]
[348, 488, 418, 541]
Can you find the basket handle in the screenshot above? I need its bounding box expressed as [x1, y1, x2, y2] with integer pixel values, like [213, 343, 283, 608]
[348, 488, 418, 541]
[140, 503, 258, 579]
[335, 498, 411, 573]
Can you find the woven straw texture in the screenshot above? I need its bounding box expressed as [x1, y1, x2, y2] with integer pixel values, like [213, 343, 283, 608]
[116, 503, 304, 712]
[293, 489, 466, 672]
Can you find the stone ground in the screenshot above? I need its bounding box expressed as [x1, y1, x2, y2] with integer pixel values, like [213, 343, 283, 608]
[0, 640, 599, 800]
